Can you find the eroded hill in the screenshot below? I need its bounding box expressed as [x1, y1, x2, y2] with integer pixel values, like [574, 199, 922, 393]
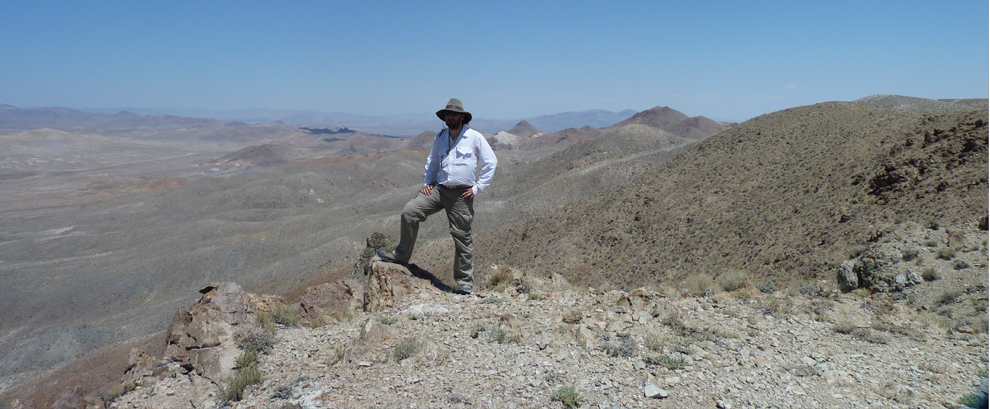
[479, 102, 988, 290]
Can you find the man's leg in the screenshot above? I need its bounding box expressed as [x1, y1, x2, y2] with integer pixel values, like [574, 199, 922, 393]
[440, 187, 475, 291]
[389, 189, 443, 263]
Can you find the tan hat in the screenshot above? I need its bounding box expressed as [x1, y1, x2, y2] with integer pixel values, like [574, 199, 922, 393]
[436, 98, 472, 124]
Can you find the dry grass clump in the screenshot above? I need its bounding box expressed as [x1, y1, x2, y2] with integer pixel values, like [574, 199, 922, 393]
[901, 248, 919, 261]
[218, 367, 263, 403]
[718, 270, 749, 292]
[938, 248, 957, 260]
[551, 385, 585, 408]
[237, 330, 276, 355]
[414, 343, 452, 366]
[754, 295, 792, 316]
[793, 364, 819, 377]
[221, 329, 275, 403]
[847, 245, 868, 259]
[833, 325, 889, 344]
[601, 333, 636, 357]
[644, 353, 685, 370]
[392, 338, 423, 362]
[260, 303, 300, 327]
[485, 265, 515, 292]
[643, 332, 663, 352]
[562, 309, 583, 324]
[937, 290, 960, 306]
[488, 324, 522, 344]
[101, 382, 136, 404]
[682, 274, 717, 296]
[235, 350, 259, 369]
[324, 344, 346, 366]
[794, 280, 834, 298]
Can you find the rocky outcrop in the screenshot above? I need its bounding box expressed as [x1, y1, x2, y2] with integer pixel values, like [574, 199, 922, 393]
[298, 279, 365, 325]
[162, 282, 273, 383]
[97, 259, 444, 407]
[363, 259, 444, 312]
[834, 221, 984, 294]
[107, 281, 279, 401]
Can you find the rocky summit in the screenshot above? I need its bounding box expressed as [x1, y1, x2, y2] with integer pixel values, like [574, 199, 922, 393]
[72, 226, 988, 409]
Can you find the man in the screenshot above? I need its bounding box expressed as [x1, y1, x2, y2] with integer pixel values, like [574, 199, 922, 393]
[378, 98, 498, 294]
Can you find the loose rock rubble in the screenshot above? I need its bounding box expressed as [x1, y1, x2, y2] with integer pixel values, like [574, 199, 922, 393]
[103, 253, 988, 409]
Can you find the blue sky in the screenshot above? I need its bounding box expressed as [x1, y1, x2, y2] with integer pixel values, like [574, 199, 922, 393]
[2, 1, 986, 122]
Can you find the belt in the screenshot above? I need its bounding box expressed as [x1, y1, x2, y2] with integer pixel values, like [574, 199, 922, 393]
[440, 184, 472, 190]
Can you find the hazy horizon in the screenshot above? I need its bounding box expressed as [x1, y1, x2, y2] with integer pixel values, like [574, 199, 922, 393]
[2, 1, 987, 123]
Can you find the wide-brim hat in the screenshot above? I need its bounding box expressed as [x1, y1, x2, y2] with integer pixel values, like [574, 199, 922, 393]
[436, 98, 472, 124]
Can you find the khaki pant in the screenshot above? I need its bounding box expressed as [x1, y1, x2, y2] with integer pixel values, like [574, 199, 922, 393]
[391, 185, 474, 288]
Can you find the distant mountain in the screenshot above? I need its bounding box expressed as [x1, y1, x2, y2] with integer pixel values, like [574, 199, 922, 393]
[518, 126, 604, 150]
[522, 109, 637, 133]
[300, 127, 357, 135]
[506, 120, 544, 138]
[0, 105, 218, 131]
[608, 106, 725, 140]
[609, 106, 689, 130]
[75, 106, 637, 136]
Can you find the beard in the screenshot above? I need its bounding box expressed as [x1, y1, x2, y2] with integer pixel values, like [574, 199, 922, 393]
[444, 117, 463, 128]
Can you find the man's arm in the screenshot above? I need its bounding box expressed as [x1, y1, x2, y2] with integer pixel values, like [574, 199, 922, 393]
[423, 130, 443, 188]
[469, 132, 498, 196]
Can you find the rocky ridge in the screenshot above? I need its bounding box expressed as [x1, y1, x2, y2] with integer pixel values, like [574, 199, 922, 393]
[78, 222, 988, 409]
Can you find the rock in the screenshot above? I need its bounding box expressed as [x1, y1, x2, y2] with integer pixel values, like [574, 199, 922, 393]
[402, 303, 450, 319]
[644, 382, 669, 398]
[535, 333, 552, 350]
[837, 260, 859, 291]
[299, 279, 364, 324]
[572, 325, 597, 349]
[364, 260, 440, 312]
[161, 282, 268, 383]
[49, 386, 82, 409]
[344, 317, 395, 364]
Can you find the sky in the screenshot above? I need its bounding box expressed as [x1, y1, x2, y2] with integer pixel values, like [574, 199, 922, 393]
[2, 1, 987, 122]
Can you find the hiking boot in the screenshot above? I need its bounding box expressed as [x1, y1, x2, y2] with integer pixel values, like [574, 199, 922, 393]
[376, 249, 399, 263]
[454, 285, 473, 295]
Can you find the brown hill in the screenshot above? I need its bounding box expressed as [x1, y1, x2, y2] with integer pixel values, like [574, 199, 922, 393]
[854, 94, 985, 113]
[610, 106, 689, 130]
[607, 106, 726, 141]
[506, 120, 544, 138]
[478, 102, 988, 290]
[518, 126, 604, 150]
[666, 115, 727, 140]
[405, 130, 437, 151]
[216, 144, 290, 166]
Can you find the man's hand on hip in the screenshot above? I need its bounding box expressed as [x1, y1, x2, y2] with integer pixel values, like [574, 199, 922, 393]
[460, 188, 474, 199]
[421, 184, 434, 196]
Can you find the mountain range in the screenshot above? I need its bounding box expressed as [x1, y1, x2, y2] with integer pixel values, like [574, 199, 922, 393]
[47, 106, 641, 136]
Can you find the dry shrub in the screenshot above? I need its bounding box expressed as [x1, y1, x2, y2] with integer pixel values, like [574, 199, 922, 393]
[485, 265, 514, 292]
[682, 274, 717, 297]
[718, 270, 749, 292]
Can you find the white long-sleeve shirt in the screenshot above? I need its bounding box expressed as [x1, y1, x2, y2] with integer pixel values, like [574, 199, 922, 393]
[423, 127, 497, 195]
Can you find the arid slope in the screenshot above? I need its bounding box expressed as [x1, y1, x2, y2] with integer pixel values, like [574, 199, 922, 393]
[479, 102, 988, 289]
